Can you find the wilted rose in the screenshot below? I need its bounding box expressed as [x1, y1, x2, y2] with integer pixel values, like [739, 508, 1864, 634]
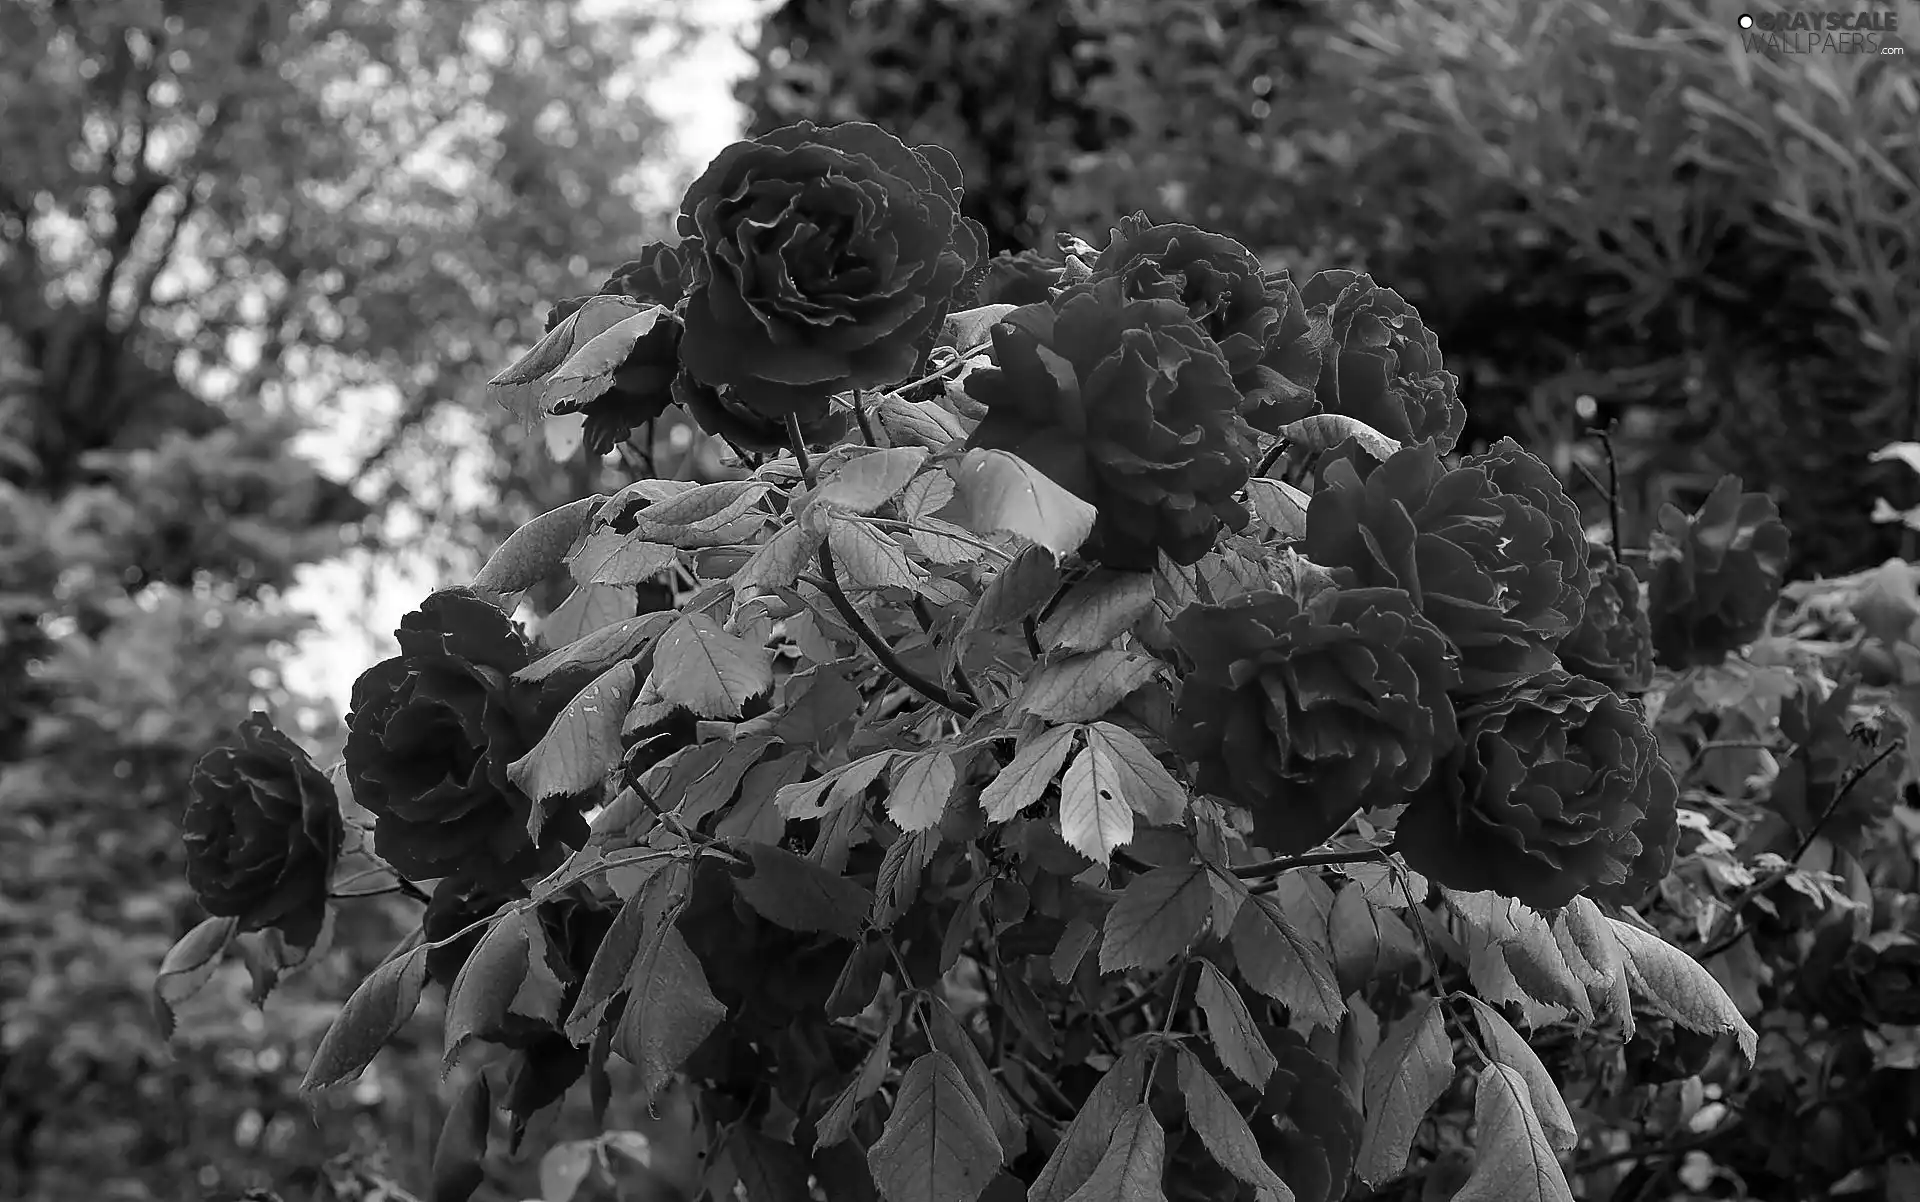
[1300, 269, 1466, 454]
[1306, 439, 1589, 695]
[1397, 670, 1679, 910]
[344, 589, 585, 888]
[182, 713, 343, 947]
[676, 121, 984, 422]
[1169, 586, 1460, 854]
[964, 277, 1255, 570]
[1087, 215, 1324, 432]
[1648, 475, 1791, 668]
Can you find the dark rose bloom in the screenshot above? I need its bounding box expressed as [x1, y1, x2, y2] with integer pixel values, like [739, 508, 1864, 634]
[1648, 475, 1790, 668]
[964, 278, 1255, 570]
[1306, 440, 1589, 695]
[1300, 269, 1466, 454]
[1088, 215, 1324, 433]
[345, 590, 585, 888]
[1169, 586, 1461, 854]
[1798, 925, 1920, 1026]
[1558, 542, 1653, 693]
[602, 241, 692, 309]
[182, 713, 343, 946]
[423, 875, 522, 989]
[676, 121, 984, 420]
[1397, 670, 1680, 910]
[672, 370, 852, 454]
[976, 249, 1067, 306]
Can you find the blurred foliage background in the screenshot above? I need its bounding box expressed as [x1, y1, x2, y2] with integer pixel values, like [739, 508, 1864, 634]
[2, 0, 1918, 1198]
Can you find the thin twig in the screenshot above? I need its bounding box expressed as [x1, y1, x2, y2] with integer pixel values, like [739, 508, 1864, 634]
[1600, 423, 1625, 548]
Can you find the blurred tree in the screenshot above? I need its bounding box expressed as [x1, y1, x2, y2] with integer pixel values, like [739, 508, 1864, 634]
[0, 1, 675, 1197]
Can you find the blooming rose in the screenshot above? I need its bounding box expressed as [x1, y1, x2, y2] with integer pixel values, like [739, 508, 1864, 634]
[345, 590, 585, 887]
[1300, 269, 1466, 454]
[964, 277, 1255, 570]
[676, 121, 984, 420]
[1558, 542, 1653, 693]
[1305, 440, 1589, 695]
[1648, 474, 1790, 668]
[1169, 586, 1461, 854]
[1088, 215, 1324, 433]
[976, 248, 1067, 306]
[602, 241, 693, 309]
[182, 713, 343, 946]
[672, 370, 852, 454]
[1397, 670, 1680, 910]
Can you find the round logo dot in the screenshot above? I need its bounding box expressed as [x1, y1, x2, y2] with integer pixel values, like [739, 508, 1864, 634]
[1738, 13, 1754, 27]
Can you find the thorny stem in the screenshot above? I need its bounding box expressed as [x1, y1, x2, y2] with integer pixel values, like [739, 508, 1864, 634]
[1232, 842, 1395, 879]
[1022, 615, 1044, 659]
[1600, 423, 1625, 548]
[1255, 437, 1291, 479]
[853, 388, 878, 447]
[788, 410, 979, 717]
[910, 594, 983, 708]
[1389, 858, 1492, 1067]
[1693, 737, 1905, 962]
[631, 780, 746, 864]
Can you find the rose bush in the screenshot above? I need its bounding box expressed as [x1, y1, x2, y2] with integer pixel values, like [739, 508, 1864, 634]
[1305, 438, 1590, 694]
[182, 712, 342, 947]
[1169, 585, 1460, 854]
[1397, 670, 1680, 909]
[344, 589, 583, 888]
[963, 276, 1254, 569]
[676, 120, 984, 420]
[161, 119, 1798, 1202]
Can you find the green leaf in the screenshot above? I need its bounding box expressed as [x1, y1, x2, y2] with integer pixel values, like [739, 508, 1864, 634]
[1051, 917, 1100, 984]
[1059, 738, 1134, 865]
[877, 394, 971, 449]
[542, 307, 668, 416]
[776, 751, 897, 821]
[1557, 898, 1632, 1031]
[981, 724, 1080, 823]
[928, 998, 1024, 1156]
[1607, 917, 1758, 1061]
[829, 516, 924, 591]
[1465, 998, 1575, 1154]
[873, 827, 941, 927]
[1194, 959, 1277, 1089]
[948, 447, 1097, 560]
[302, 942, 430, 1093]
[539, 1141, 598, 1202]
[899, 471, 957, 521]
[1100, 864, 1210, 972]
[866, 1052, 1004, 1202]
[888, 750, 959, 832]
[715, 751, 811, 845]
[429, 1072, 492, 1202]
[565, 864, 683, 1041]
[473, 495, 601, 593]
[1229, 890, 1344, 1030]
[1038, 570, 1156, 652]
[1356, 997, 1455, 1186]
[1245, 477, 1311, 539]
[1277, 413, 1402, 461]
[153, 914, 237, 1038]
[650, 612, 774, 719]
[487, 296, 647, 425]
[569, 528, 679, 586]
[818, 1000, 901, 1148]
[814, 447, 930, 514]
[1018, 651, 1164, 724]
[542, 582, 638, 647]
[1444, 891, 1591, 1019]
[969, 544, 1063, 636]
[940, 303, 1019, 352]
[628, 480, 776, 548]
[1452, 1063, 1574, 1202]
[1174, 1048, 1293, 1201]
[444, 908, 537, 1071]
[736, 842, 874, 939]
[517, 611, 675, 683]
[508, 659, 636, 820]
[1063, 1106, 1167, 1202]
[613, 924, 727, 1103]
[733, 521, 825, 598]
[1330, 884, 1423, 997]
[1029, 1047, 1151, 1202]
[1083, 722, 1188, 824]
